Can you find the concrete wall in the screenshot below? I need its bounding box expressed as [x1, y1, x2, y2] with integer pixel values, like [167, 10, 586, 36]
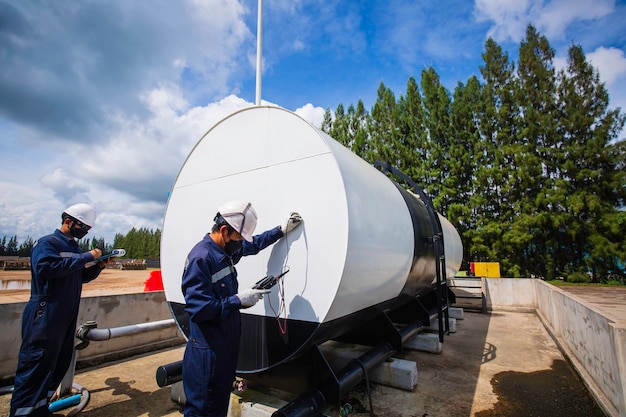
[532, 281, 626, 417]
[480, 278, 626, 417]
[0, 292, 184, 382]
[482, 277, 537, 310]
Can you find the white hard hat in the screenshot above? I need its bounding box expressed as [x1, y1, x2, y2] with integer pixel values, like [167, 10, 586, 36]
[63, 203, 97, 227]
[216, 201, 257, 242]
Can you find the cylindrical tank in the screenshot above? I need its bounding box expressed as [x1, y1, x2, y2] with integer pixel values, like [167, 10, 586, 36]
[161, 105, 462, 374]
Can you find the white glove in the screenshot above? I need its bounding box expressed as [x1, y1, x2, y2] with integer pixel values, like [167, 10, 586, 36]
[236, 288, 270, 307]
[282, 212, 303, 234]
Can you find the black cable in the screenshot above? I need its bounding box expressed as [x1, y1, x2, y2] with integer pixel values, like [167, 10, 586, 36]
[353, 358, 374, 416]
[268, 224, 292, 334]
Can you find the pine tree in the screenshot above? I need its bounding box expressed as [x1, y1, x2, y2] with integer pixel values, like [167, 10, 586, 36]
[420, 67, 452, 211]
[329, 103, 350, 148]
[369, 81, 400, 166]
[396, 76, 427, 186]
[472, 37, 518, 269]
[511, 25, 559, 278]
[349, 99, 371, 160]
[321, 108, 333, 133]
[17, 237, 35, 257]
[449, 76, 483, 267]
[7, 236, 18, 255]
[556, 43, 626, 281]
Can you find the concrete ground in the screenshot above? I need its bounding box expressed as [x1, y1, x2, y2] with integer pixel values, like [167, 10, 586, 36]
[0, 310, 606, 417]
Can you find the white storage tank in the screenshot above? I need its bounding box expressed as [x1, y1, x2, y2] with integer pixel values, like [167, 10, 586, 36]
[160, 105, 462, 374]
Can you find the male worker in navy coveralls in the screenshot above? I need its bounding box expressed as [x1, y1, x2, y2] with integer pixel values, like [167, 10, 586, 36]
[181, 201, 302, 417]
[9, 203, 111, 417]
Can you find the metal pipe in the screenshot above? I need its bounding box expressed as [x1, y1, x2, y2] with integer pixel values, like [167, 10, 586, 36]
[77, 319, 176, 342]
[272, 320, 425, 417]
[156, 360, 183, 387]
[399, 320, 426, 344]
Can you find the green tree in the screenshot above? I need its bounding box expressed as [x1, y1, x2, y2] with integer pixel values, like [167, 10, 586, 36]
[511, 25, 559, 279]
[328, 103, 350, 148]
[348, 100, 371, 160]
[555, 43, 626, 281]
[395, 76, 428, 187]
[112, 227, 161, 258]
[420, 67, 452, 211]
[369, 81, 400, 165]
[321, 108, 333, 133]
[449, 76, 483, 267]
[471, 37, 518, 271]
[17, 237, 35, 257]
[7, 236, 18, 255]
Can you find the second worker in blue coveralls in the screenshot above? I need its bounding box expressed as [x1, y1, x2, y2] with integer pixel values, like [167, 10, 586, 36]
[9, 203, 111, 417]
[181, 200, 302, 417]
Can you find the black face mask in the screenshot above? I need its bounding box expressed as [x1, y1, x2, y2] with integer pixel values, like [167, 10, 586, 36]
[224, 238, 243, 256]
[70, 222, 90, 239]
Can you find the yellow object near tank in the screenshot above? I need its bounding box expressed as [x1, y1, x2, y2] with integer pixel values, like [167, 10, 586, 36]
[471, 262, 501, 278]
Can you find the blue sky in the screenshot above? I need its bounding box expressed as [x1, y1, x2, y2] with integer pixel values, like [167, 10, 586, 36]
[1, 0, 625, 244]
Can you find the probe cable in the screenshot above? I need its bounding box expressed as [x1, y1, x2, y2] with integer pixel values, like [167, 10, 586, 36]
[268, 269, 288, 334]
[268, 230, 292, 334]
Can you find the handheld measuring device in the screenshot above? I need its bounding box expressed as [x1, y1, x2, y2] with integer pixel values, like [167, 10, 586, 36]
[253, 268, 290, 290]
[93, 248, 126, 263]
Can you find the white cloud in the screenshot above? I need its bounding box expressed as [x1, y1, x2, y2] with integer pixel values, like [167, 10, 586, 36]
[0, 86, 255, 243]
[0, 0, 258, 244]
[0, 1, 254, 144]
[537, 0, 615, 40]
[40, 168, 91, 204]
[0, 181, 64, 241]
[295, 103, 326, 129]
[474, 0, 615, 42]
[474, 0, 535, 42]
[587, 46, 626, 87]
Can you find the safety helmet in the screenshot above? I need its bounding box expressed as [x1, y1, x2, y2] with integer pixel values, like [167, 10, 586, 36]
[215, 201, 257, 242]
[63, 203, 97, 227]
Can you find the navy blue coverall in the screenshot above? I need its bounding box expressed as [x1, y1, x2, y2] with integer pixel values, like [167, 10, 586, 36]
[181, 226, 283, 417]
[10, 229, 103, 417]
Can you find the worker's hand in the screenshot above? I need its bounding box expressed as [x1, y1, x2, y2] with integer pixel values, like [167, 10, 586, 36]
[89, 248, 102, 260]
[236, 288, 271, 308]
[282, 212, 303, 235]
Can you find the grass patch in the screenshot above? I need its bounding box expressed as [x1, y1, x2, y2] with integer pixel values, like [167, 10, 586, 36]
[546, 280, 625, 288]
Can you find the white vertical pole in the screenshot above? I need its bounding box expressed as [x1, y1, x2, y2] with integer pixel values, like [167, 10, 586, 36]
[255, 0, 263, 106]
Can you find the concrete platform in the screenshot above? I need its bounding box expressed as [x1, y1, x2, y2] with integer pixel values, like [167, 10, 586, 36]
[0, 310, 606, 417]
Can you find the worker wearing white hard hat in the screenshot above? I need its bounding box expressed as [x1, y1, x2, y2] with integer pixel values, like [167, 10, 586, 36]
[9, 203, 113, 417]
[62, 203, 97, 239]
[214, 200, 258, 242]
[181, 201, 302, 417]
